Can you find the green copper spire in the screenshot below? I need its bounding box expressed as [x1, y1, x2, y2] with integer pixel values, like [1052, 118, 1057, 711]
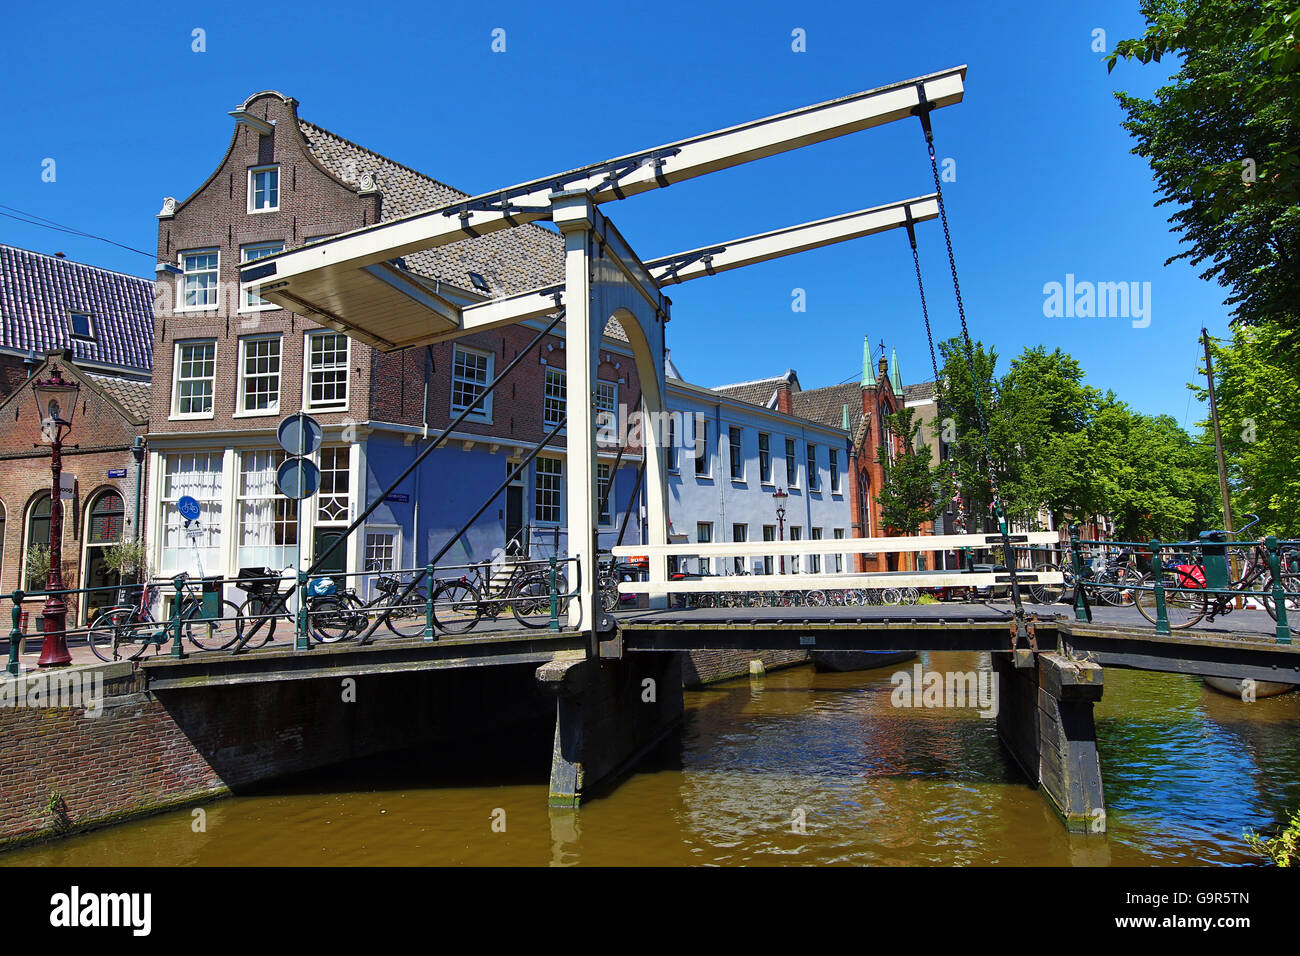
[889, 347, 904, 397]
[861, 336, 877, 389]
[841, 403, 850, 430]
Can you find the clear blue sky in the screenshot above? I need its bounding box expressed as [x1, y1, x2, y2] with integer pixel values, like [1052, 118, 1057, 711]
[0, 0, 1223, 428]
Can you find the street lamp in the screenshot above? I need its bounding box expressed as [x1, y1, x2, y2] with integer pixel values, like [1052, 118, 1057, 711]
[772, 487, 789, 574]
[31, 364, 80, 668]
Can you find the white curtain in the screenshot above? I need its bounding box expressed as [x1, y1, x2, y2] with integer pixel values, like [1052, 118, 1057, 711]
[161, 453, 223, 573]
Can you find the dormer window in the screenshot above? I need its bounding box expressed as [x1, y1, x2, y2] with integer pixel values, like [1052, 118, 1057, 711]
[68, 311, 94, 340]
[248, 166, 280, 213]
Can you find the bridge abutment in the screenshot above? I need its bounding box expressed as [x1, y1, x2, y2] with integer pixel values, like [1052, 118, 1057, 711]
[538, 652, 684, 808]
[993, 651, 1106, 833]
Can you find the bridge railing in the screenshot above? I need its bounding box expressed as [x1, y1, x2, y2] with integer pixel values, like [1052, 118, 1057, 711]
[611, 531, 1065, 597]
[1062, 527, 1299, 643]
[2, 555, 582, 671]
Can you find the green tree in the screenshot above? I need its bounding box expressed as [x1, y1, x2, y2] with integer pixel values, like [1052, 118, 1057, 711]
[876, 407, 953, 538]
[1091, 396, 1217, 540]
[1108, 0, 1300, 328]
[935, 336, 1010, 525]
[1190, 322, 1300, 535]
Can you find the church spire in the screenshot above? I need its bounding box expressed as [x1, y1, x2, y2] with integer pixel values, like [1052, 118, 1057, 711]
[861, 336, 877, 389]
[889, 347, 904, 397]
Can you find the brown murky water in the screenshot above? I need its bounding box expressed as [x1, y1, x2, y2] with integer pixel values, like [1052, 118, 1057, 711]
[5, 651, 1299, 866]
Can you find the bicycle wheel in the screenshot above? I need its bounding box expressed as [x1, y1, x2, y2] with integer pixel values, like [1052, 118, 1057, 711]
[1099, 567, 1143, 607]
[804, 589, 827, 607]
[1135, 569, 1206, 629]
[881, 588, 902, 606]
[1262, 572, 1300, 629]
[901, 587, 920, 605]
[312, 594, 366, 644]
[236, 594, 280, 648]
[1028, 564, 1065, 605]
[432, 581, 482, 634]
[187, 599, 242, 650]
[88, 607, 149, 662]
[510, 573, 562, 628]
[384, 588, 430, 638]
[599, 573, 620, 613]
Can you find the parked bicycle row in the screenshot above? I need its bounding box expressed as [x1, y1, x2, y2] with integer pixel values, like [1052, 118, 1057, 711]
[84, 557, 576, 661]
[669, 586, 928, 609]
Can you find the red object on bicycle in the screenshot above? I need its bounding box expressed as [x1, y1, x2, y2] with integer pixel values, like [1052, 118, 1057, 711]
[1174, 564, 1206, 587]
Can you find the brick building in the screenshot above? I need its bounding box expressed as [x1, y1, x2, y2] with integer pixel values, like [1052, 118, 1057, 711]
[149, 91, 643, 589]
[714, 337, 950, 573]
[0, 245, 153, 625]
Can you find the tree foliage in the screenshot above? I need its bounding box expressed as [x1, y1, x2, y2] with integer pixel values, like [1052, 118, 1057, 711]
[1190, 321, 1300, 535]
[937, 338, 1214, 540]
[876, 406, 953, 536]
[1108, 0, 1300, 328]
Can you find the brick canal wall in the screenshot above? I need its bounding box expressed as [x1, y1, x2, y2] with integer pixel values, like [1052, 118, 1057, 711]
[682, 649, 810, 687]
[0, 660, 550, 849]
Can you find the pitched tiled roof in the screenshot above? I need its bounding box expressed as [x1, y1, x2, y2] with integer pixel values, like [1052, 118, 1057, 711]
[87, 373, 150, 423]
[296, 120, 623, 341]
[712, 371, 798, 408]
[791, 382, 864, 436]
[903, 381, 936, 402]
[0, 245, 154, 372]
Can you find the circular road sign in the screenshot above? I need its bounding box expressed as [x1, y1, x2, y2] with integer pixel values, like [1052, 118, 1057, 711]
[277, 413, 323, 457]
[177, 495, 201, 522]
[276, 456, 321, 500]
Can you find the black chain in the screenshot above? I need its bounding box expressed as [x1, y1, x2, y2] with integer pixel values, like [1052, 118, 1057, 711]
[918, 106, 1028, 623]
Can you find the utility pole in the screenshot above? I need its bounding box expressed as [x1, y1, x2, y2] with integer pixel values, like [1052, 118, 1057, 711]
[1202, 328, 1235, 538]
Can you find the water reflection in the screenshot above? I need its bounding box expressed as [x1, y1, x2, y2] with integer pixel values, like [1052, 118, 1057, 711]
[3, 653, 1298, 866]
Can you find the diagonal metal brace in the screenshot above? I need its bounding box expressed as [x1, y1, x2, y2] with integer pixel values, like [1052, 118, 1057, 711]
[652, 245, 728, 285]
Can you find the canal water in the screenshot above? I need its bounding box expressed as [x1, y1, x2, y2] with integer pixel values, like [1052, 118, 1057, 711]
[5, 651, 1299, 866]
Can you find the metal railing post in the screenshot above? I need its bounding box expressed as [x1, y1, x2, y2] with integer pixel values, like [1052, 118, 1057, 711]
[424, 562, 436, 641]
[1149, 540, 1170, 636]
[296, 570, 310, 651]
[171, 576, 187, 659]
[1265, 536, 1291, 645]
[1069, 525, 1090, 622]
[7, 590, 24, 676]
[549, 556, 559, 632]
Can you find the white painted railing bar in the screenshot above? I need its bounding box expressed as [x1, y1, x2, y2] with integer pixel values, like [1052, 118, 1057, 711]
[618, 570, 1064, 594]
[611, 531, 1060, 558]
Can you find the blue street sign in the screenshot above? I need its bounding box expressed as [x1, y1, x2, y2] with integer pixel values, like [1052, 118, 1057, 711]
[177, 495, 201, 522]
[107, 468, 127, 478]
[276, 457, 321, 500]
[384, 493, 409, 503]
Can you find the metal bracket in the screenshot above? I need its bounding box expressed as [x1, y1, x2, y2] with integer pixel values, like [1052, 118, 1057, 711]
[1011, 614, 1037, 668]
[652, 245, 728, 285]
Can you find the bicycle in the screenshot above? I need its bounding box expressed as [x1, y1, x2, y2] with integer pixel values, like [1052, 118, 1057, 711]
[88, 575, 241, 662]
[1136, 516, 1299, 630]
[232, 566, 380, 649]
[307, 566, 431, 643]
[430, 557, 569, 633]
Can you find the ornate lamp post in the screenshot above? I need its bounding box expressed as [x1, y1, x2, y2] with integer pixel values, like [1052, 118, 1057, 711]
[31, 365, 80, 668]
[772, 488, 789, 574]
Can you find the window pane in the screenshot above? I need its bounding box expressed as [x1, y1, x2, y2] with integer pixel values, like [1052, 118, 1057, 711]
[318, 446, 350, 523]
[535, 457, 563, 524]
[237, 449, 298, 570]
[452, 347, 491, 415]
[308, 333, 349, 409]
[241, 336, 281, 412]
[161, 453, 223, 573]
[543, 369, 566, 427]
[176, 341, 216, 415]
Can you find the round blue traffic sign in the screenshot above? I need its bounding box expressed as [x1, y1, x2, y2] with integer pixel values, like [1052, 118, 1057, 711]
[177, 495, 201, 522]
[276, 456, 321, 500]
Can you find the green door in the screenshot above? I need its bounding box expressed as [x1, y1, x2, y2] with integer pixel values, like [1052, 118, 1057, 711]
[313, 529, 347, 576]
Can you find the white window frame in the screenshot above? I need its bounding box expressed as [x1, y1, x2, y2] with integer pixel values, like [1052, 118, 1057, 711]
[317, 446, 352, 525]
[595, 380, 618, 446]
[807, 442, 819, 491]
[176, 248, 220, 313]
[597, 462, 613, 528]
[809, 527, 823, 574]
[830, 448, 841, 494]
[304, 330, 350, 412]
[728, 425, 744, 482]
[785, 438, 798, 489]
[534, 456, 564, 525]
[450, 345, 494, 423]
[171, 339, 217, 419]
[236, 334, 282, 417]
[695, 419, 711, 478]
[543, 368, 566, 430]
[248, 165, 280, 214]
[240, 242, 285, 311]
[158, 452, 224, 575]
[758, 432, 772, 485]
[363, 526, 403, 598]
[68, 311, 95, 340]
[235, 449, 299, 572]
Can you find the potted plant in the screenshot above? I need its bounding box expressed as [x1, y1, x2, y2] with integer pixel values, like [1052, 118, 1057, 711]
[24, 544, 51, 590]
[103, 538, 151, 587]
